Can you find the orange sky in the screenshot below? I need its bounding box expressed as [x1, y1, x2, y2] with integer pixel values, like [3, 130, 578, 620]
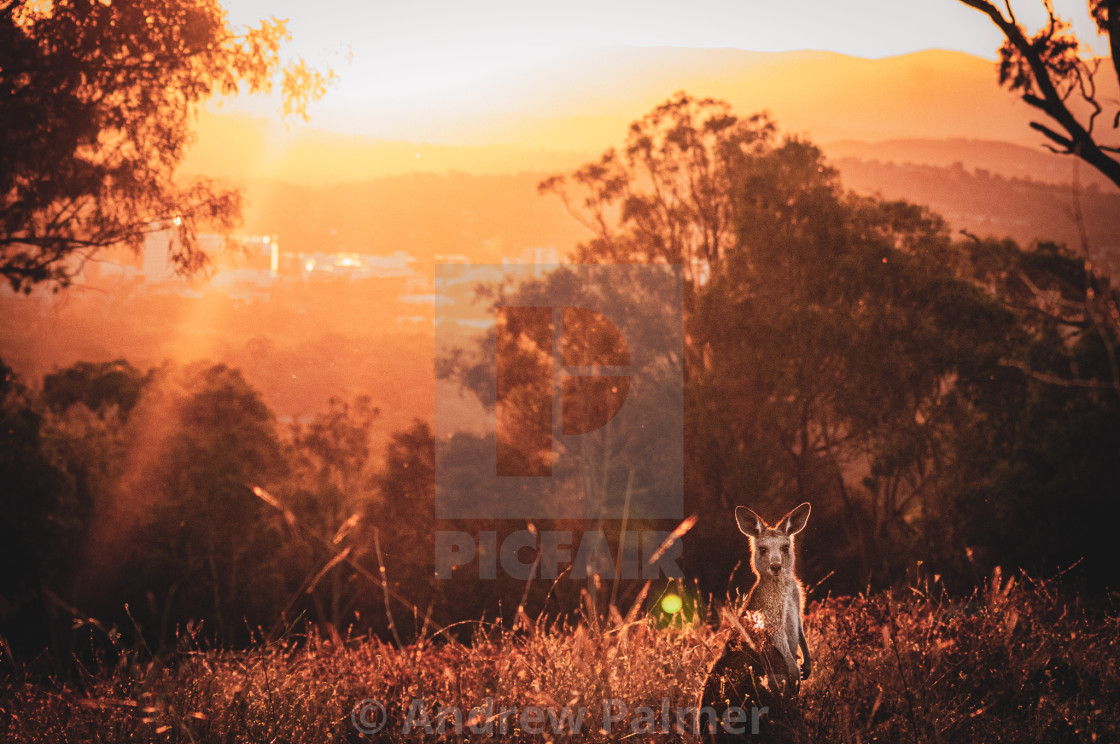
[214, 0, 1112, 140]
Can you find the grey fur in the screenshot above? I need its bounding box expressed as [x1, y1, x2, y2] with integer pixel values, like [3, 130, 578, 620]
[735, 502, 812, 690]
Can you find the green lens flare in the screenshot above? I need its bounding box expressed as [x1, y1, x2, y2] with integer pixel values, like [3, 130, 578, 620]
[660, 593, 683, 614]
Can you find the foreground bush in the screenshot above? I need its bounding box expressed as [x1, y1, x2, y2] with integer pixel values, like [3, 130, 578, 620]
[1, 571, 1116, 742]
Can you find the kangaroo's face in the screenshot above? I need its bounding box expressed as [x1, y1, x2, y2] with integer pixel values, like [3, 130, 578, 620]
[735, 503, 811, 579]
[753, 530, 794, 576]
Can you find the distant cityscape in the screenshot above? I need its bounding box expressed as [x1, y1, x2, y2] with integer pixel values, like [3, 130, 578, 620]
[74, 229, 562, 324]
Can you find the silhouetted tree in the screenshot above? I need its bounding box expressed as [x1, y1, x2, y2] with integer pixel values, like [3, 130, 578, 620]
[959, 0, 1120, 189]
[39, 361, 143, 609]
[80, 362, 289, 644]
[539, 93, 774, 296]
[42, 359, 145, 416]
[544, 95, 1120, 593]
[0, 0, 332, 292]
[946, 238, 1120, 588]
[0, 360, 69, 657]
[366, 419, 437, 630]
[278, 396, 380, 630]
[960, 1, 1120, 401]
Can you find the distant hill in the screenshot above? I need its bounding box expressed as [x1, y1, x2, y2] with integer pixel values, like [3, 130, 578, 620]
[179, 45, 1120, 275]
[824, 137, 1116, 190]
[185, 47, 1120, 185]
[451, 47, 1044, 148]
[833, 157, 1120, 276]
[224, 162, 1118, 279]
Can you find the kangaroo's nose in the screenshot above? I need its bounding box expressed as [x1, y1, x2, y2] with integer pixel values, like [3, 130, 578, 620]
[768, 564, 781, 575]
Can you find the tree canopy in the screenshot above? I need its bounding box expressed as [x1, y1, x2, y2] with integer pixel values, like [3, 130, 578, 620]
[0, 0, 331, 292]
[538, 93, 1120, 593]
[539, 94, 775, 294]
[4, 92, 1120, 658]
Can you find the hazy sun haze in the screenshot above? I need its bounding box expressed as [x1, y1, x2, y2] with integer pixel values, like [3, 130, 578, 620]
[183, 47, 1120, 186]
[213, 0, 1111, 140]
[4, 3, 1120, 734]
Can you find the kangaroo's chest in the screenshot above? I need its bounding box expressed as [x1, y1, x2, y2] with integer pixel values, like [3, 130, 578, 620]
[747, 578, 789, 627]
[748, 578, 802, 640]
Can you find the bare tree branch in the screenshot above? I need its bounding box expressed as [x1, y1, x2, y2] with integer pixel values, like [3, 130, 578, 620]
[959, 0, 1120, 189]
[999, 357, 1118, 388]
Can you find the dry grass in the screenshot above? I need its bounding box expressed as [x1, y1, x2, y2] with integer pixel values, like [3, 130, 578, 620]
[2, 570, 1117, 742]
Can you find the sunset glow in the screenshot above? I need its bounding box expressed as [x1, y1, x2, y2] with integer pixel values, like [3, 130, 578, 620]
[214, 0, 1111, 140]
[4, 0, 1120, 736]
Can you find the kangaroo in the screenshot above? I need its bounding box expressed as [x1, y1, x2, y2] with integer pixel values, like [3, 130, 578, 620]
[694, 501, 810, 739]
[700, 503, 812, 741]
[735, 502, 812, 691]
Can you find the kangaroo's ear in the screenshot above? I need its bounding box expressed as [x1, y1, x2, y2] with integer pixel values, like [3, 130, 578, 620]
[780, 502, 811, 535]
[735, 506, 765, 538]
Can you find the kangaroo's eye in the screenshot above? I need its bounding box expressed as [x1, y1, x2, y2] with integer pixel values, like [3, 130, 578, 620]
[758, 546, 768, 554]
[781, 545, 790, 554]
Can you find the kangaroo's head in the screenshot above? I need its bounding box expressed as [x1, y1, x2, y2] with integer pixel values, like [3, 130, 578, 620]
[735, 503, 811, 579]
